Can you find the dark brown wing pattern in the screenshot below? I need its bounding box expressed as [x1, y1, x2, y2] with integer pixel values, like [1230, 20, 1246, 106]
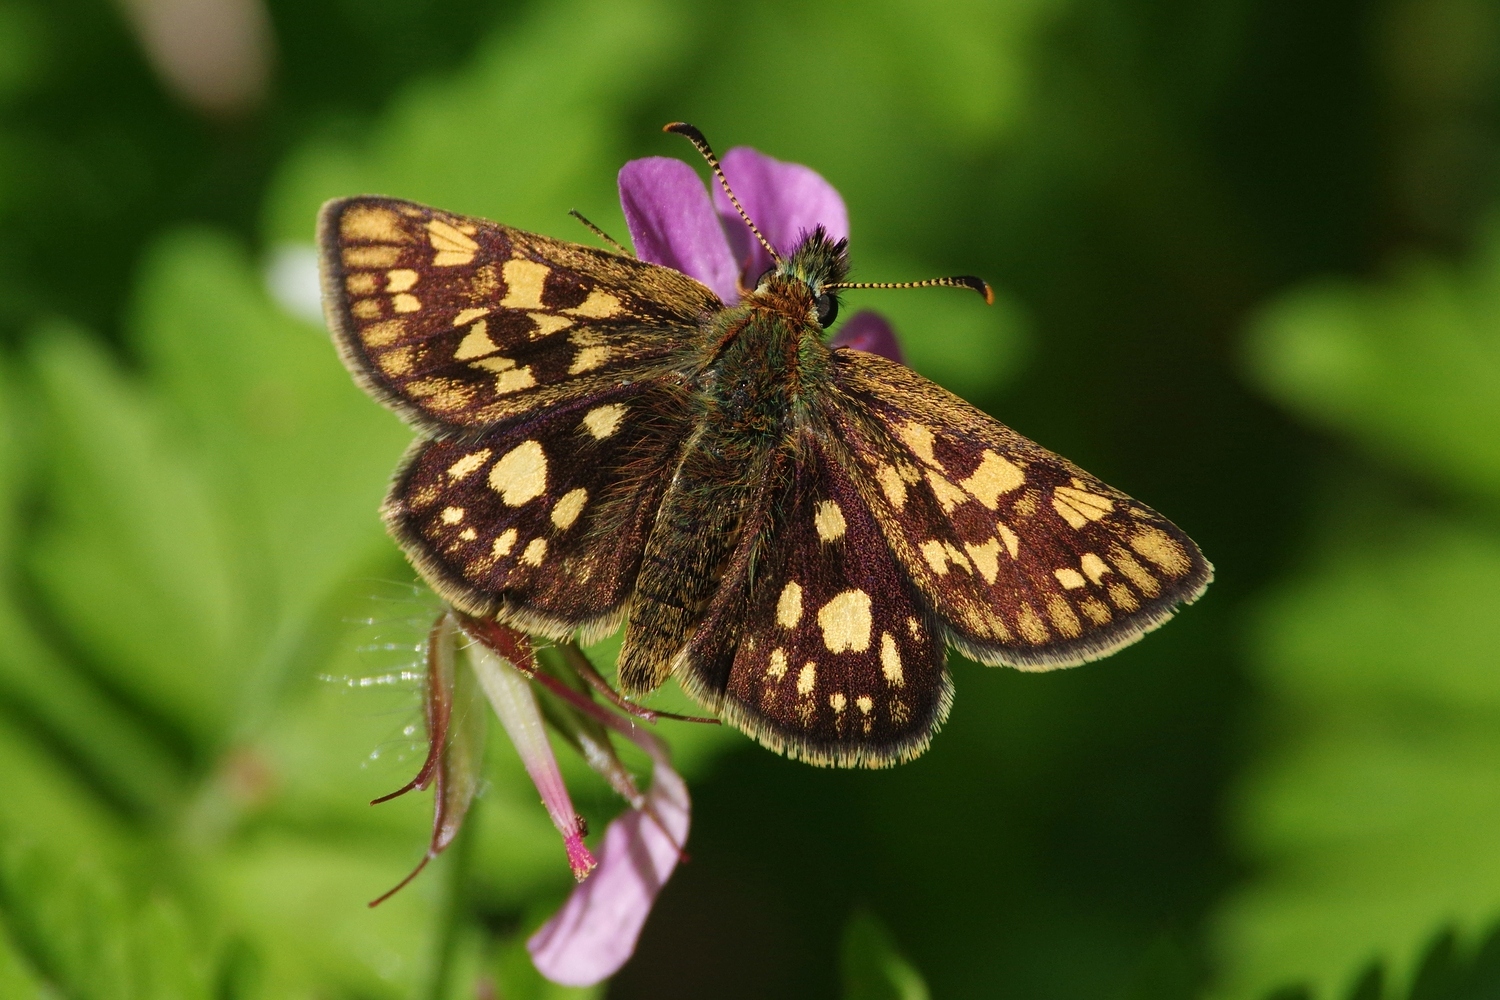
[384, 382, 692, 641]
[317, 196, 717, 435]
[826, 350, 1212, 671]
[677, 433, 951, 768]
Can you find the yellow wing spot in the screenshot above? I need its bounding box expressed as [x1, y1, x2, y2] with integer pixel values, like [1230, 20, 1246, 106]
[1108, 546, 1161, 597]
[364, 319, 404, 347]
[551, 488, 587, 530]
[452, 307, 489, 326]
[385, 269, 418, 292]
[897, 421, 941, 468]
[797, 662, 817, 697]
[440, 506, 465, 524]
[522, 538, 548, 566]
[346, 273, 377, 295]
[493, 529, 517, 557]
[528, 313, 574, 338]
[410, 484, 441, 508]
[488, 440, 548, 506]
[454, 320, 498, 360]
[569, 346, 611, 374]
[960, 451, 1025, 508]
[581, 404, 626, 439]
[492, 367, 537, 394]
[776, 581, 803, 628]
[1080, 596, 1111, 625]
[890, 698, 910, 726]
[768, 648, 788, 680]
[446, 449, 491, 480]
[1081, 552, 1110, 585]
[965, 539, 1001, 584]
[906, 617, 921, 639]
[818, 589, 873, 653]
[1047, 595, 1082, 638]
[341, 204, 410, 243]
[458, 527, 477, 541]
[1017, 603, 1050, 644]
[880, 632, 904, 687]
[499, 259, 549, 308]
[829, 692, 847, 713]
[1013, 490, 1040, 519]
[925, 469, 968, 513]
[344, 245, 402, 268]
[996, 521, 1020, 559]
[875, 463, 908, 508]
[427, 219, 479, 266]
[813, 500, 846, 543]
[1053, 485, 1114, 529]
[1054, 568, 1087, 590]
[1129, 526, 1191, 577]
[856, 695, 873, 714]
[375, 345, 414, 377]
[351, 298, 382, 320]
[392, 293, 421, 313]
[920, 540, 950, 575]
[1108, 582, 1139, 611]
[406, 377, 475, 414]
[564, 289, 623, 318]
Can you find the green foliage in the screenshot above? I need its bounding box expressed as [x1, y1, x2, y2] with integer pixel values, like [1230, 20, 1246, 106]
[840, 910, 931, 1000]
[1213, 224, 1500, 998]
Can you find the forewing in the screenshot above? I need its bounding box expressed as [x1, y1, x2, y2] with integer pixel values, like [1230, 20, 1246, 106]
[318, 197, 717, 433]
[384, 382, 690, 640]
[827, 350, 1212, 669]
[678, 435, 951, 768]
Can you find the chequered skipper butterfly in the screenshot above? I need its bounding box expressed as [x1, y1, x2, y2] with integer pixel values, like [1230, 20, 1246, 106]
[318, 124, 1212, 768]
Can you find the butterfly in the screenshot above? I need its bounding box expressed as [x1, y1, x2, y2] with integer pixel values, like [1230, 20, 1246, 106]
[317, 123, 1212, 769]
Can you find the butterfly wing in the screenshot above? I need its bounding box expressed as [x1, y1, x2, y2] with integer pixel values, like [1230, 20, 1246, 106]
[318, 197, 716, 435]
[320, 196, 715, 637]
[827, 349, 1212, 669]
[385, 381, 692, 639]
[677, 432, 951, 768]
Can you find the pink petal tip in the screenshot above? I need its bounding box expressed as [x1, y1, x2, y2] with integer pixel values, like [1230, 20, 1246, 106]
[528, 764, 690, 986]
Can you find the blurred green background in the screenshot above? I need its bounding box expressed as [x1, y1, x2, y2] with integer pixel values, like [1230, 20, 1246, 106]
[0, 0, 1498, 997]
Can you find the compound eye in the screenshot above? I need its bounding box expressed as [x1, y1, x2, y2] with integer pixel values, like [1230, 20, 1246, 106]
[815, 292, 839, 327]
[753, 267, 775, 290]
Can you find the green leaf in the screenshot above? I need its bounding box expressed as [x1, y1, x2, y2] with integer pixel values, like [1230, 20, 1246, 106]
[1243, 221, 1500, 503]
[1219, 210, 1500, 1000]
[841, 910, 931, 1000]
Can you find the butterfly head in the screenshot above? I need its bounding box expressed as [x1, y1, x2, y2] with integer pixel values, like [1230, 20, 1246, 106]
[752, 226, 850, 329]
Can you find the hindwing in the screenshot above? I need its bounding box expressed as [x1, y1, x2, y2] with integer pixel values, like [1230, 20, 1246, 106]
[384, 382, 691, 640]
[317, 197, 717, 433]
[677, 432, 951, 768]
[827, 350, 1212, 669]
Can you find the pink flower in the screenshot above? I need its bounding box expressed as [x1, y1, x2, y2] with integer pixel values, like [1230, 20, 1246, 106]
[618, 146, 905, 363]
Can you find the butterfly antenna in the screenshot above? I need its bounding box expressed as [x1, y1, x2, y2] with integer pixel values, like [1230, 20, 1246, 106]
[664, 122, 780, 263]
[828, 276, 995, 305]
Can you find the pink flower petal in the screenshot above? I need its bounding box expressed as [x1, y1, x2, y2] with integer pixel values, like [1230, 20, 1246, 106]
[713, 146, 850, 282]
[618, 157, 740, 304]
[829, 310, 905, 364]
[528, 762, 691, 986]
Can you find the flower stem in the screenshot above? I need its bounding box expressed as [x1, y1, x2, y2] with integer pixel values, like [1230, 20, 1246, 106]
[468, 639, 597, 881]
